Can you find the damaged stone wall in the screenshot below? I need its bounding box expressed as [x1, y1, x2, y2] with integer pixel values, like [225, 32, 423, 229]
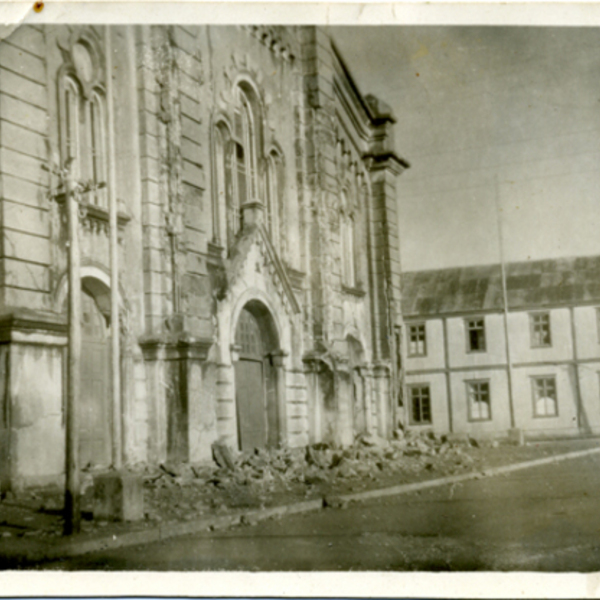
[204, 26, 310, 451]
[297, 27, 407, 445]
[0, 25, 406, 491]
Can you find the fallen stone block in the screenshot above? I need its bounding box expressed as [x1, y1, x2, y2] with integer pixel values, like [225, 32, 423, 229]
[212, 441, 235, 470]
[330, 452, 343, 468]
[306, 445, 325, 468]
[322, 495, 348, 509]
[93, 471, 144, 522]
[508, 428, 525, 446]
[305, 470, 328, 486]
[160, 463, 182, 478]
[359, 433, 388, 448]
[393, 428, 405, 440]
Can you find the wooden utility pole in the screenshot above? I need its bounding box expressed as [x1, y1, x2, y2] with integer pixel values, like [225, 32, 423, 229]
[47, 160, 106, 535]
[105, 26, 122, 469]
[494, 175, 516, 430]
[64, 161, 82, 536]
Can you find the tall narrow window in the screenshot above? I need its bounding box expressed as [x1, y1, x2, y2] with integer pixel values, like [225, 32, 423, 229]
[215, 81, 265, 250]
[530, 312, 551, 347]
[409, 384, 432, 425]
[59, 58, 107, 206]
[61, 77, 81, 179]
[467, 380, 491, 421]
[88, 93, 106, 207]
[237, 85, 260, 203]
[408, 323, 427, 357]
[466, 317, 486, 352]
[234, 142, 247, 211]
[214, 122, 238, 246]
[532, 376, 558, 417]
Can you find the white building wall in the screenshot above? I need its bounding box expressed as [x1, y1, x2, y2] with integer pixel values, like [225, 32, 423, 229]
[404, 318, 444, 371]
[512, 364, 578, 436]
[404, 305, 600, 439]
[508, 308, 572, 365]
[447, 313, 507, 368]
[573, 305, 600, 360]
[450, 368, 511, 437]
[404, 372, 449, 435]
[578, 364, 600, 433]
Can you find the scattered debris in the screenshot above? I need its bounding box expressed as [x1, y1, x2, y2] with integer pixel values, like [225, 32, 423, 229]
[139, 429, 486, 523]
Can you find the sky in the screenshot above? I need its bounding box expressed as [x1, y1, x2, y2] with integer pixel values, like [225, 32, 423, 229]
[331, 27, 600, 272]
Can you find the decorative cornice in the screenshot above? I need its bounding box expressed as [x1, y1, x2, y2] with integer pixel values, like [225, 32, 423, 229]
[244, 26, 296, 63]
[0, 311, 68, 344]
[81, 203, 131, 237]
[139, 336, 213, 361]
[207, 241, 225, 263]
[373, 361, 392, 377]
[363, 152, 410, 175]
[342, 284, 366, 298]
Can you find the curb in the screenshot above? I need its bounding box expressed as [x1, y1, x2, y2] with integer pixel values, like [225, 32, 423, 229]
[337, 445, 600, 504]
[0, 499, 324, 564]
[2, 445, 599, 563]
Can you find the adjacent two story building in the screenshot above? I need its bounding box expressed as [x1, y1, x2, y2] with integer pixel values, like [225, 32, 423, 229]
[401, 256, 600, 440]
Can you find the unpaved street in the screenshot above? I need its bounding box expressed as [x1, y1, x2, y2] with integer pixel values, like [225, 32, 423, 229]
[37, 450, 600, 571]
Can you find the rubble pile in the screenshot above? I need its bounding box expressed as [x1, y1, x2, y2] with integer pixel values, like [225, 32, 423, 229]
[142, 430, 486, 522]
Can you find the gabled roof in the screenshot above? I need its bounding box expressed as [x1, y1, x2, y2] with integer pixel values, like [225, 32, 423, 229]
[401, 255, 600, 317]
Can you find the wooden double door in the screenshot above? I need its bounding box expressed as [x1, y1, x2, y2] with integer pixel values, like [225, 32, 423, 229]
[234, 308, 279, 451]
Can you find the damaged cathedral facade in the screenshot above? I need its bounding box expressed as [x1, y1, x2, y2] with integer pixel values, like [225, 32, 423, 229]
[0, 25, 407, 490]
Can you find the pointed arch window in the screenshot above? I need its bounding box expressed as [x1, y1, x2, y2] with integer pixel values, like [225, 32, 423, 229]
[214, 81, 270, 251]
[235, 84, 261, 205]
[87, 91, 107, 207]
[58, 50, 108, 209]
[214, 121, 241, 247]
[60, 76, 82, 179]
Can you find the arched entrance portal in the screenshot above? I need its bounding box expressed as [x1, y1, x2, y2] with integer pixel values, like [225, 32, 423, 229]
[79, 282, 111, 467]
[234, 302, 281, 451]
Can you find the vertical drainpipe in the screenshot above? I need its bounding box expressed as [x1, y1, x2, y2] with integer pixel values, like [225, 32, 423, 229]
[105, 26, 122, 468]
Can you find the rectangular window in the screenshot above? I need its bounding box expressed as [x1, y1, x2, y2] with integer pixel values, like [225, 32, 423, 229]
[408, 323, 427, 357]
[466, 317, 486, 352]
[530, 312, 551, 347]
[532, 376, 558, 418]
[409, 385, 432, 425]
[467, 380, 491, 422]
[596, 308, 600, 343]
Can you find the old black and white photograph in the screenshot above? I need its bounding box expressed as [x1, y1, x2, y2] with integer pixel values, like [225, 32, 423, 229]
[1, 2, 600, 585]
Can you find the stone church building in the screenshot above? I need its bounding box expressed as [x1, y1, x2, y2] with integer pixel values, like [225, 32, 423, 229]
[0, 25, 406, 490]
